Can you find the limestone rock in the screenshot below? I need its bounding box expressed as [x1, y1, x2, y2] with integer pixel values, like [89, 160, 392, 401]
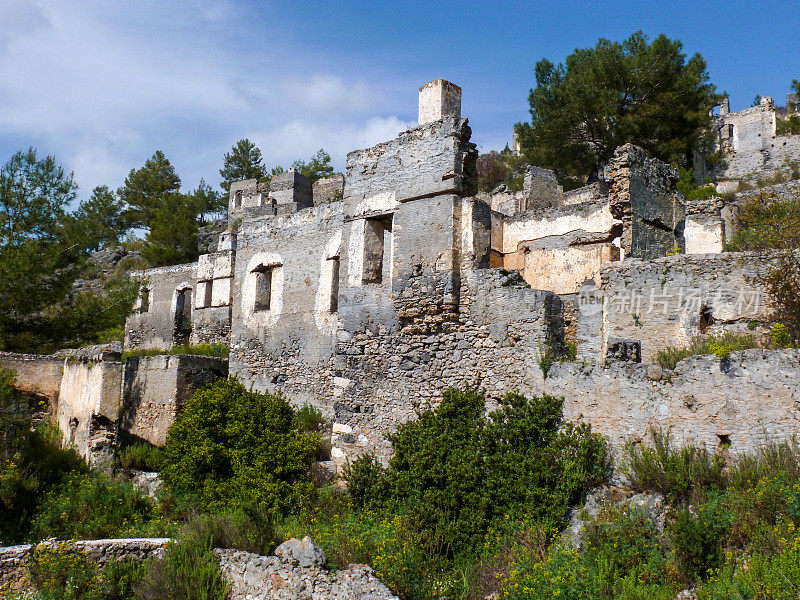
[274, 536, 326, 568]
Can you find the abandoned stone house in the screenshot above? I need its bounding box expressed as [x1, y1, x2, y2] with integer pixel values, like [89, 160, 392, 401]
[111, 79, 798, 464]
[0, 78, 795, 474]
[710, 93, 800, 182]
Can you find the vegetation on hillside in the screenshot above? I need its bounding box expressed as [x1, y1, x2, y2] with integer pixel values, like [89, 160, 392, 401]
[726, 191, 800, 344]
[501, 431, 800, 600]
[515, 31, 718, 189]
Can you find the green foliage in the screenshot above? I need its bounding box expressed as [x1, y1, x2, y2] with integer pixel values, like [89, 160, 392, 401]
[121, 342, 229, 359]
[698, 536, 800, 600]
[670, 499, 731, 583]
[219, 138, 268, 193]
[654, 332, 758, 369]
[293, 148, 335, 185]
[161, 379, 320, 515]
[515, 32, 717, 189]
[0, 147, 77, 246]
[31, 472, 153, 540]
[70, 185, 128, 252]
[117, 150, 181, 230]
[141, 191, 199, 267]
[625, 428, 726, 504]
[0, 148, 141, 352]
[677, 167, 716, 202]
[349, 388, 609, 556]
[584, 505, 673, 596]
[293, 404, 326, 433]
[772, 322, 793, 348]
[476, 148, 527, 192]
[96, 558, 146, 600]
[133, 529, 229, 600]
[28, 542, 100, 600]
[0, 370, 88, 543]
[188, 178, 226, 223]
[725, 191, 800, 343]
[115, 442, 164, 473]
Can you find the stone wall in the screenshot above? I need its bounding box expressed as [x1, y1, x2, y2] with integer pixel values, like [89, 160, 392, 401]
[313, 173, 345, 204]
[229, 202, 344, 413]
[120, 354, 228, 446]
[125, 263, 198, 350]
[591, 253, 775, 364]
[56, 346, 124, 470]
[0, 538, 169, 593]
[0, 352, 63, 401]
[606, 144, 684, 259]
[547, 349, 800, 456]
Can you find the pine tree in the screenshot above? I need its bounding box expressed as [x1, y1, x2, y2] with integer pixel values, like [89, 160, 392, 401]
[219, 139, 267, 193]
[118, 150, 181, 229]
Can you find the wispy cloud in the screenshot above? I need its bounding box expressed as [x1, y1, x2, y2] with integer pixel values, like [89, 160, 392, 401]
[0, 1, 412, 198]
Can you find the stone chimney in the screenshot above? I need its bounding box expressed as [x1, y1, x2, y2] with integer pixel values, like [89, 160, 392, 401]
[418, 79, 461, 125]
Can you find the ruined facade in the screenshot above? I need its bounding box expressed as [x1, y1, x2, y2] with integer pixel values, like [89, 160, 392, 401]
[712, 94, 800, 181]
[114, 80, 798, 462]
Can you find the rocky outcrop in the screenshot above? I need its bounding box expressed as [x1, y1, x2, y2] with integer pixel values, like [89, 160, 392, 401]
[1, 536, 398, 600]
[218, 536, 398, 600]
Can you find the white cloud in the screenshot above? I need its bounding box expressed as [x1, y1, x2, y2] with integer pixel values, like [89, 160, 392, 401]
[0, 1, 412, 198]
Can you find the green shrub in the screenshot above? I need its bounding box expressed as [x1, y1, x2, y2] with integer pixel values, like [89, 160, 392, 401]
[293, 404, 326, 433]
[121, 342, 229, 359]
[655, 333, 758, 369]
[181, 508, 278, 555]
[670, 499, 731, 583]
[698, 539, 800, 600]
[161, 378, 320, 515]
[31, 472, 154, 540]
[97, 558, 146, 600]
[133, 530, 229, 600]
[625, 428, 726, 503]
[583, 505, 672, 594]
[726, 441, 800, 492]
[28, 542, 100, 600]
[116, 442, 164, 472]
[0, 370, 88, 543]
[772, 322, 794, 348]
[349, 388, 609, 556]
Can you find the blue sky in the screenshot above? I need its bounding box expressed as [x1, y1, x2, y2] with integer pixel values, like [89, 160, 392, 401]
[1, 0, 798, 202]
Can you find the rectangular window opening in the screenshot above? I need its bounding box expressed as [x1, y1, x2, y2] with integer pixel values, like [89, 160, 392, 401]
[362, 214, 393, 284]
[203, 280, 213, 308]
[329, 256, 340, 312]
[139, 288, 150, 313]
[728, 124, 734, 137]
[253, 268, 273, 312]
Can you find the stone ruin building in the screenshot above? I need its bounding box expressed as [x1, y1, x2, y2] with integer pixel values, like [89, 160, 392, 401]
[707, 93, 800, 184]
[2, 79, 798, 472]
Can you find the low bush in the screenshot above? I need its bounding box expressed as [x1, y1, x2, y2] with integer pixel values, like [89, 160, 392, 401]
[121, 342, 229, 359]
[670, 498, 731, 583]
[27, 542, 100, 600]
[161, 378, 320, 515]
[133, 530, 229, 600]
[349, 388, 609, 556]
[583, 505, 672, 594]
[116, 442, 164, 472]
[698, 522, 800, 600]
[624, 428, 725, 504]
[31, 472, 154, 540]
[181, 508, 278, 555]
[654, 332, 758, 369]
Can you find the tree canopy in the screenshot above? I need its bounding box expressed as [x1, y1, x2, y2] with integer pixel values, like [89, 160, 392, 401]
[219, 138, 267, 193]
[292, 149, 334, 185]
[118, 150, 181, 229]
[515, 32, 718, 189]
[0, 149, 138, 352]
